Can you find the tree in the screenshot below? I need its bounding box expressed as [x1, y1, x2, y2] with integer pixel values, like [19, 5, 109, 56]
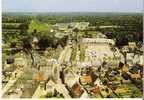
[116, 35, 128, 47]
[10, 41, 17, 48]
[21, 36, 32, 50]
[36, 31, 54, 50]
[19, 22, 29, 33]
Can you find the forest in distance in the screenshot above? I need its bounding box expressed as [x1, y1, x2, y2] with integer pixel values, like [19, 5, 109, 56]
[2, 12, 143, 48]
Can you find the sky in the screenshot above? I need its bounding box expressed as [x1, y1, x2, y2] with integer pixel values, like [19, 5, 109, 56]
[2, 0, 144, 12]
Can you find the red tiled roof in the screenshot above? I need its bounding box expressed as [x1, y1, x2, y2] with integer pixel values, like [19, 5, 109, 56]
[80, 75, 92, 84]
[90, 86, 101, 95]
[71, 83, 84, 97]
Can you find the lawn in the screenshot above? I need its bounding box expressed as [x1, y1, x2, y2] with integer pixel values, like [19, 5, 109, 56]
[28, 20, 49, 33]
[87, 31, 97, 37]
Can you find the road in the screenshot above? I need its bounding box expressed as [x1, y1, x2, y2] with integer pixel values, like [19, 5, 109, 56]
[52, 45, 72, 77]
[58, 45, 72, 64]
[51, 45, 72, 98]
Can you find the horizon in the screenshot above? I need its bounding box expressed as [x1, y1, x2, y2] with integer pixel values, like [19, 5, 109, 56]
[3, 11, 142, 16]
[2, 0, 143, 13]
[2, 11, 143, 13]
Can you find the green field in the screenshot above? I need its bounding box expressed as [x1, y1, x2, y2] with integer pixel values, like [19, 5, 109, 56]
[28, 20, 50, 33]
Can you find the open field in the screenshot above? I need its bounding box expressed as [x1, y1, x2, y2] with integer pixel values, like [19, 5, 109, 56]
[28, 20, 50, 33]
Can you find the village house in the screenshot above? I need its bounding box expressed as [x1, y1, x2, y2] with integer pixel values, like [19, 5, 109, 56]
[55, 23, 69, 32]
[128, 42, 136, 50]
[89, 85, 101, 96]
[133, 55, 143, 65]
[122, 64, 129, 73]
[130, 73, 141, 80]
[128, 69, 141, 80]
[126, 53, 134, 66]
[55, 22, 89, 32]
[70, 83, 84, 98]
[82, 38, 115, 45]
[70, 22, 89, 30]
[114, 88, 128, 94]
[79, 75, 93, 85]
